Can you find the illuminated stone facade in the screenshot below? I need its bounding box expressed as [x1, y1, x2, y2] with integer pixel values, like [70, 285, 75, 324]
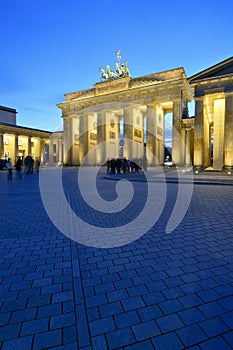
[58, 68, 192, 166]
[0, 106, 63, 166]
[189, 56, 233, 170]
[3, 57, 233, 170]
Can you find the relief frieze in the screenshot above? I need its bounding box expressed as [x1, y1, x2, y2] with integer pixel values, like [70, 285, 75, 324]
[95, 77, 131, 96]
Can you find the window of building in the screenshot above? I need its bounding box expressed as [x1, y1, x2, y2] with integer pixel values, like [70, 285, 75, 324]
[4, 137, 9, 145]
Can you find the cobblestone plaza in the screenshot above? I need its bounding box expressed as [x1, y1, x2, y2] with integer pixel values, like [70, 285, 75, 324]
[0, 168, 233, 349]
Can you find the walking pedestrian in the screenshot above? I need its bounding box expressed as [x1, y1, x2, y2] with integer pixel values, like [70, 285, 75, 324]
[5, 158, 13, 180]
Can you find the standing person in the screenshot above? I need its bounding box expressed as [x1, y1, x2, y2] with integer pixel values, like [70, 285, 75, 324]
[15, 157, 22, 179]
[5, 158, 13, 180]
[24, 155, 34, 174]
[106, 159, 110, 174]
[24, 155, 29, 174]
[31, 157, 34, 173]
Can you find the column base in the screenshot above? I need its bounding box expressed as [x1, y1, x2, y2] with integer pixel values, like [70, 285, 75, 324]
[193, 165, 204, 171]
[223, 165, 233, 170]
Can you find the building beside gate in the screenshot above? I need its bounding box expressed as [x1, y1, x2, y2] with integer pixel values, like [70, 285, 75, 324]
[0, 105, 63, 166]
[188, 56, 233, 170]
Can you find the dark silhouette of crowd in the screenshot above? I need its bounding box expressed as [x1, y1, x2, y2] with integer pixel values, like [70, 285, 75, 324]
[3, 155, 41, 181]
[106, 156, 148, 174]
[24, 155, 34, 174]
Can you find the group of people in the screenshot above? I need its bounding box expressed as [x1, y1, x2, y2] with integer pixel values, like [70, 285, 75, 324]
[5, 156, 41, 180]
[106, 156, 148, 174]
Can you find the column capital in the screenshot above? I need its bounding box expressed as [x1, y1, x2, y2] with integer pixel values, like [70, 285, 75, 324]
[193, 96, 205, 102]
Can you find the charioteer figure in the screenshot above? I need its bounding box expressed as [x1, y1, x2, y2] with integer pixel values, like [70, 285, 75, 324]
[100, 50, 130, 81]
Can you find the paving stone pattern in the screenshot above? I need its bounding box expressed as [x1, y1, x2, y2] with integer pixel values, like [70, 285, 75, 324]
[0, 168, 233, 349]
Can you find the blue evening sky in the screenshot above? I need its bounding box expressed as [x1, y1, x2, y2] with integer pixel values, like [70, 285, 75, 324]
[1, 0, 232, 131]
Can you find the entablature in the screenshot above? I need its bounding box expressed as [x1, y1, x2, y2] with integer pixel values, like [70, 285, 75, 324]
[59, 79, 191, 119]
[0, 124, 51, 138]
[190, 75, 233, 98]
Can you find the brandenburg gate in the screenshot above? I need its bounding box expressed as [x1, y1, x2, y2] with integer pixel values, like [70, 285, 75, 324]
[58, 52, 192, 167]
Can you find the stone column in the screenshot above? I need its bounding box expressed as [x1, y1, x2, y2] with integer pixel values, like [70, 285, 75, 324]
[194, 99, 204, 169]
[40, 140, 45, 163]
[69, 117, 78, 165]
[34, 138, 40, 162]
[69, 118, 75, 165]
[203, 108, 211, 168]
[180, 128, 186, 165]
[0, 134, 4, 159]
[79, 114, 89, 165]
[146, 105, 157, 165]
[58, 139, 63, 164]
[213, 98, 225, 170]
[160, 107, 165, 164]
[97, 111, 106, 165]
[123, 107, 134, 159]
[224, 94, 233, 168]
[63, 118, 71, 165]
[185, 129, 192, 166]
[14, 136, 19, 165]
[49, 139, 54, 164]
[172, 100, 182, 165]
[27, 137, 31, 156]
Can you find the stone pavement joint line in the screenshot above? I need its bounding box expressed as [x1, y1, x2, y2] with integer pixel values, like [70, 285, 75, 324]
[0, 168, 233, 349]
